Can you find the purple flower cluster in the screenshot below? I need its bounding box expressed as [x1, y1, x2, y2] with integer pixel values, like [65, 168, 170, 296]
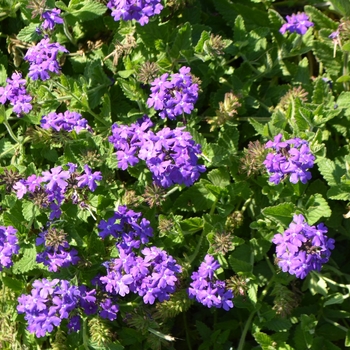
[13, 164, 102, 220]
[40, 110, 91, 133]
[0, 73, 32, 116]
[109, 116, 205, 187]
[107, 0, 163, 26]
[280, 12, 314, 35]
[0, 226, 19, 270]
[17, 279, 97, 337]
[263, 134, 315, 185]
[273, 214, 335, 279]
[36, 228, 80, 272]
[41, 8, 64, 31]
[98, 205, 153, 253]
[100, 245, 182, 305]
[24, 38, 68, 81]
[188, 255, 234, 311]
[147, 66, 199, 120]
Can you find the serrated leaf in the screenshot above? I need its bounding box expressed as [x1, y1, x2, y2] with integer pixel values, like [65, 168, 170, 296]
[207, 168, 231, 187]
[264, 318, 292, 332]
[317, 158, 345, 187]
[1, 276, 24, 292]
[170, 22, 192, 59]
[234, 15, 246, 43]
[305, 5, 338, 31]
[195, 31, 210, 53]
[305, 193, 332, 225]
[22, 200, 36, 222]
[253, 332, 274, 349]
[329, 0, 350, 16]
[249, 238, 271, 262]
[262, 202, 297, 227]
[12, 245, 37, 274]
[180, 217, 203, 234]
[173, 180, 216, 212]
[65, 1, 106, 22]
[17, 23, 41, 42]
[228, 244, 252, 273]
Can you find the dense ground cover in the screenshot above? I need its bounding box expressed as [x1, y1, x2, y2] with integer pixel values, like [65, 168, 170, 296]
[1, 0, 350, 349]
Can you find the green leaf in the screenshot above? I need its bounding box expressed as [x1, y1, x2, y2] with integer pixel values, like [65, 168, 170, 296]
[328, 0, 350, 16]
[305, 193, 332, 225]
[173, 180, 216, 212]
[264, 318, 292, 332]
[22, 200, 36, 222]
[65, 0, 106, 22]
[195, 31, 210, 53]
[170, 22, 192, 59]
[262, 202, 297, 227]
[305, 5, 338, 31]
[317, 158, 345, 187]
[17, 23, 41, 42]
[253, 332, 274, 349]
[249, 238, 271, 262]
[2, 276, 24, 291]
[228, 244, 252, 273]
[207, 168, 231, 187]
[180, 217, 203, 234]
[324, 293, 345, 306]
[234, 15, 246, 44]
[12, 245, 38, 274]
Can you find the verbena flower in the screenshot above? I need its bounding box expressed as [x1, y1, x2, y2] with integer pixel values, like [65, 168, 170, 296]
[188, 254, 234, 311]
[0, 72, 32, 116]
[273, 214, 335, 279]
[24, 38, 68, 81]
[109, 116, 206, 188]
[107, 0, 163, 26]
[263, 134, 315, 185]
[40, 110, 92, 133]
[41, 8, 64, 31]
[100, 245, 182, 305]
[279, 13, 314, 35]
[36, 227, 80, 272]
[13, 164, 102, 220]
[0, 226, 19, 270]
[98, 205, 153, 253]
[17, 279, 96, 337]
[147, 66, 199, 120]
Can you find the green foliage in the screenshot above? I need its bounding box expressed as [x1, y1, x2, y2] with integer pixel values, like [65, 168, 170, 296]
[0, 0, 349, 349]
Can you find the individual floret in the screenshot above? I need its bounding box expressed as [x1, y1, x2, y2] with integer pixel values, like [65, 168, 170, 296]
[272, 214, 335, 279]
[263, 134, 315, 185]
[0, 73, 32, 116]
[147, 66, 199, 120]
[279, 12, 314, 35]
[107, 0, 163, 26]
[41, 8, 64, 31]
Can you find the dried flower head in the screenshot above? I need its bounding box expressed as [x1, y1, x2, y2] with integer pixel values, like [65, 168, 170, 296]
[271, 283, 300, 318]
[44, 227, 67, 251]
[207, 92, 241, 131]
[207, 34, 226, 55]
[138, 61, 160, 84]
[277, 86, 308, 111]
[88, 317, 113, 346]
[0, 169, 22, 192]
[143, 184, 166, 208]
[212, 231, 234, 255]
[239, 140, 267, 177]
[226, 275, 247, 299]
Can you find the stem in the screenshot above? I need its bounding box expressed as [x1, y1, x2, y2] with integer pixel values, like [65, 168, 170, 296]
[324, 317, 348, 333]
[343, 51, 349, 91]
[63, 19, 77, 46]
[82, 318, 89, 350]
[3, 120, 20, 144]
[184, 313, 193, 350]
[188, 229, 206, 265]
[237, 311, 255, 350]
[53, 81, 110, 127]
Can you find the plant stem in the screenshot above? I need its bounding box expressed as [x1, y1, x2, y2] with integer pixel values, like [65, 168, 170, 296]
[3, 120, 20, 144]
[237, 311, 255, 350]
[184, 312, 193, 350]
